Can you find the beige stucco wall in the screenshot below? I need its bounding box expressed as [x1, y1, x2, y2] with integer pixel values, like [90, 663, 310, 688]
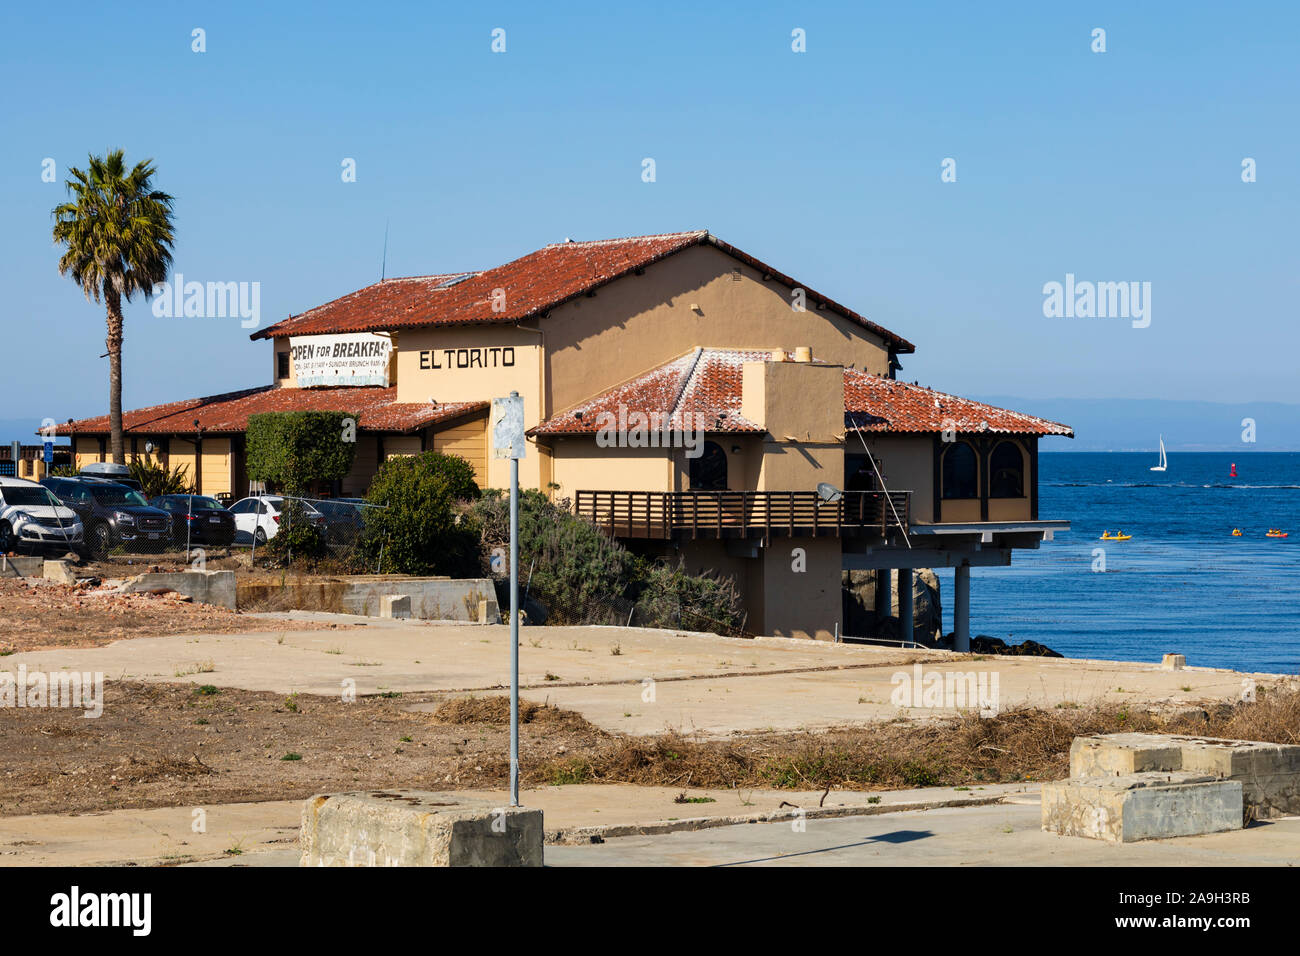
[542, 244, 894, 415]
[742, 361, 845, 493]
[549, 439, 674, 497]
[852, 434, 936, 524]
[73, 437, 102, 468]
[396, 325, 542, 490]
[760, 537, 843, 640]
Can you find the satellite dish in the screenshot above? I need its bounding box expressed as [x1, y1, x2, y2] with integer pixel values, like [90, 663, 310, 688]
[816, 482, 843, 503]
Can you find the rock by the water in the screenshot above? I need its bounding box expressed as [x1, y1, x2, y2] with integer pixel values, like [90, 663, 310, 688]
[968, 634, 1063, 658]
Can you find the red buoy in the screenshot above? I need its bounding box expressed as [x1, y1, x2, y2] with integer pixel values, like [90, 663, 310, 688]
[1230, 463, 1238, 478]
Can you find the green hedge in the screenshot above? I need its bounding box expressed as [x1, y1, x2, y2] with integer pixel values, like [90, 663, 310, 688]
[246, 411, 357, 493]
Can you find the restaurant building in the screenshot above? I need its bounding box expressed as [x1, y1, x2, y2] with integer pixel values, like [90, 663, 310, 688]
[59, 230, 1072, 644]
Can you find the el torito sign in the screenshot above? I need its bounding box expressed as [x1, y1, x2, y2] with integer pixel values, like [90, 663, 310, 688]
[418, 347, 516, 370]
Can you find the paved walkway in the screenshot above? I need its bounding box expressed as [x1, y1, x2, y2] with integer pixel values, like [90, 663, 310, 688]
[0, 783, 1027, 866]
[546, 803, 1300, 867]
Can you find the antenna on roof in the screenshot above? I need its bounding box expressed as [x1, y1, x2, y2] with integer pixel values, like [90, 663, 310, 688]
[380, 219, 390, 282]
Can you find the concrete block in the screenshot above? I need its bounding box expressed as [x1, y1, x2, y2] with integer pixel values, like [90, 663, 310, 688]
[123, 570, 236, 609]
[1070, 733, 1185, 778]
[1069, 732, 1300, 819]
[300, 790, 543, 867]
[0, 555, 44, 578]
[380, 594, 411, 619]
[42, 560, 78, 585]
[1042, 772, 1243, 843]
[1161, 653, 1186, 670]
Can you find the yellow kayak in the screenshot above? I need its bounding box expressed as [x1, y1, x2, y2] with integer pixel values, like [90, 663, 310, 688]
[1099, 533, 1132, 541]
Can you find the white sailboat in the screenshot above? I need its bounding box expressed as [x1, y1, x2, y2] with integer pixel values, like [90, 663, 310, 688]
[1150, 435, 1167, 472]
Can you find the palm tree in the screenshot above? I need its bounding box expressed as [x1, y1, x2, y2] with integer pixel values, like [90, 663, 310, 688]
[52, 150, 174, 464]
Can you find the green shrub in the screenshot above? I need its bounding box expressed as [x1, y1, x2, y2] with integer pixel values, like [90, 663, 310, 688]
[263, 499, 329, 563]
[128, 458, 195, 497]
[469, 492, 743, 633]
[631, 558, 743, 633]
[246, 411, 357, 493]
[471, 490, 628, 622]
[360, 451, 481, 575]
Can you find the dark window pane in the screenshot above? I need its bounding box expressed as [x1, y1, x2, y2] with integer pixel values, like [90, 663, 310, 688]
[689, 442, 728, 490]
[941, 442, 978, 499]
[989, 441, 1025, 498]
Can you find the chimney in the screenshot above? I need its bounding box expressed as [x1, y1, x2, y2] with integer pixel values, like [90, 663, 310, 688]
[793, 346, 813, 363]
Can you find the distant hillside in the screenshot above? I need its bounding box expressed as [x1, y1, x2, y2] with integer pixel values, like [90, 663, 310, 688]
[974, 398, 1300, 452]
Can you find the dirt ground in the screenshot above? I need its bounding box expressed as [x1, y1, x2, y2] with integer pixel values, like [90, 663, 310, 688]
[0, 682, 603, 816]
[0, 578, 347, 654]
[1, 674, 1287, 817]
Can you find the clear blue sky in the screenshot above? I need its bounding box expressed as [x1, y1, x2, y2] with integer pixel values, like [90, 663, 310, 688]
[2, 0, 1297, 437]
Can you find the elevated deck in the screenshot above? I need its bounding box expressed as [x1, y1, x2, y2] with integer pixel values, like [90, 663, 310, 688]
[574, 490, 911, 541]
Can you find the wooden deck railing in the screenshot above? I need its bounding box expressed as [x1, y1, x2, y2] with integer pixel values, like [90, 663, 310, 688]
[573, 490, 911, 540]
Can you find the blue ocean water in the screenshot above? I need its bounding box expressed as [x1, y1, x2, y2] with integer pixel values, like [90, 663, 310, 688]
[966, 452, 1300, 674]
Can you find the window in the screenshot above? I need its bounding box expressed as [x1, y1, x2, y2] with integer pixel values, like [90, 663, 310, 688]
[277, 352, 290, 379]
[228, 499, 253, 514]
[689, 442, 728, 490]
[989, 441, 1025, 498]
[941, 442, 978, 499]
[845, 455, 882, 492]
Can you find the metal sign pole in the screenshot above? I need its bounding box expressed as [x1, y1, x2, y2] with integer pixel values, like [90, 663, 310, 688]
[492, 391, 526, 809]
[509, 452, 520, 807]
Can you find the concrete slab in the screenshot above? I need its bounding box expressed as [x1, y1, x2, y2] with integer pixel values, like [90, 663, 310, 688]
[300, 790, 543, 866]
[0, 783, 1032, 866]
[123, 570, 236, 609]
[1070, 732, 1300, 819]
[1041, 772, 1243, 842]
[2, 617, 1285, 736]
[546, 802, 1300, 867]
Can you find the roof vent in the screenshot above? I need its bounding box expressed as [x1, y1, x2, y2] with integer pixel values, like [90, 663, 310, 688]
[793, 346, 812, 363]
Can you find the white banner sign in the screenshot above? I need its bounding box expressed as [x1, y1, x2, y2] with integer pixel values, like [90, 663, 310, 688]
[290, 333, 392, 387]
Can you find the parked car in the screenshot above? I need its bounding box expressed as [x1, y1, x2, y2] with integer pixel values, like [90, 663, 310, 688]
[312, 498, 367, 547]
[0, 476, 84, 555]
[77, 461, 144, 491]
[40, 477, 171, 555]
[227, 495, 326, 546]
[149, 494, 236, 548]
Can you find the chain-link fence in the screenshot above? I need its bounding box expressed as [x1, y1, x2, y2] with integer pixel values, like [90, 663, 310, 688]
[240, 494, 389, 569]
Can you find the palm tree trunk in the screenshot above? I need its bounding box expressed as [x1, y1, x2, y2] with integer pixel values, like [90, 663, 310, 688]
[106, 286, 125, 464]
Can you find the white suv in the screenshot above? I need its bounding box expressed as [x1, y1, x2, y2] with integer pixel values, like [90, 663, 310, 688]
[227, 495, 325, 546]
[0, 476, 84, 554]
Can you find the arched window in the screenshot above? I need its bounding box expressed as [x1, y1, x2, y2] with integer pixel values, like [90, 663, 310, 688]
[941, 442, 978, 499]
[689, 441, 728, 490]
[989, 441, 1025, 498]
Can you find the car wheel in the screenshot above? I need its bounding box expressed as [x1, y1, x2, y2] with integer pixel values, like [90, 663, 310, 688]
[253, 527, 268, 546]
[90, 524, 112, 557]
[0, 521, 14, 554]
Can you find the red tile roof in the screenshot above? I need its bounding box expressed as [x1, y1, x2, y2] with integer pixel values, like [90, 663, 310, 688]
[533, 348, 768, 436]
[533, 349, 1072, 438]
[843, 368, 1073, 436]
[252, 232, 915, 353]
[55, 386, 485, 437]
